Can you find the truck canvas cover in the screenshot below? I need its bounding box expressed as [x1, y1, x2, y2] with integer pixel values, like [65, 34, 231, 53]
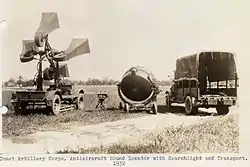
[175, 52, 237, 82]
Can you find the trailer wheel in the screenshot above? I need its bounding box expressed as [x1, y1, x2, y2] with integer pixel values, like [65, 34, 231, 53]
[124, 103, 129, 113]
[152, 103, 158, 114]
[119, 102, 123, 110]
[184, 96, 198, 115]
[76, 93, 84, 110]
[216, 105, 229, 115]
[48, 94, 61, 115]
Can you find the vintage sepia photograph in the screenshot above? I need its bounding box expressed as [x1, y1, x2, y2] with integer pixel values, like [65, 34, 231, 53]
[1, 0, 243, 155]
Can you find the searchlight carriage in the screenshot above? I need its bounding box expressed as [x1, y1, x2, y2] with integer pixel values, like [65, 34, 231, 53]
[117, 66, 161, 114]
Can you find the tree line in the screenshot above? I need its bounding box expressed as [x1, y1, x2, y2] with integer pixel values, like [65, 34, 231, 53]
[3, 76, 172, 87]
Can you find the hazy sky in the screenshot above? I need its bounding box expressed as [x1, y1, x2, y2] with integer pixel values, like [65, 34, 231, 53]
[1, 0, 250, 81]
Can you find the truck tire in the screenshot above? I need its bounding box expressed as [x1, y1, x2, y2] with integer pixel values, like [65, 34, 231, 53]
[48, 94, 61, 115]
[76, 93, 84, 110]
[184, 95, 198, 115]
[216, 105, 229, 115]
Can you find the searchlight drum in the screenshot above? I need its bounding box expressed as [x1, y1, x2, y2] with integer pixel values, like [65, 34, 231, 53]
[117, 66, 161, 114]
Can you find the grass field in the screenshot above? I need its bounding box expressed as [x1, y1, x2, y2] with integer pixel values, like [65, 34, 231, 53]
[2, 85, 168, 138]
[58, 113, 239, 154]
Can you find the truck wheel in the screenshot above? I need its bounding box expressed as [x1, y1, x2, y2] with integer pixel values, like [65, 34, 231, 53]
[124, 103, 129, 113]
[48, 94, 61, 115]
[76, 93, 84, 110]
[184, 95, 198, 115]
[152, 103, 158, 114]
[216, 105, 229, 115]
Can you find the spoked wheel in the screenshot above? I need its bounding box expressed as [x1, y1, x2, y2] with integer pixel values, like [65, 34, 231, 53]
[48, 94, 61, 115]
[216, 105, 229, 115]
[76, 93, 84, 110]
[152, 102, 158, 115]
[124, 103, 129, 113]
[184, 95, 198, 115]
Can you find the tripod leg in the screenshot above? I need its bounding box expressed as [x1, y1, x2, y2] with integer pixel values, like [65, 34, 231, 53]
[95, 103, 100, 109]
[101, 104, 107, 110]
[99, 101, 106, 110]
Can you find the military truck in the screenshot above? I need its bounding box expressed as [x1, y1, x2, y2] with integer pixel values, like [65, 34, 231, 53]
[165, 51, 238, 115]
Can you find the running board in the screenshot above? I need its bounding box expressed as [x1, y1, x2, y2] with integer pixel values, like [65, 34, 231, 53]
[60, 104, 75, 112]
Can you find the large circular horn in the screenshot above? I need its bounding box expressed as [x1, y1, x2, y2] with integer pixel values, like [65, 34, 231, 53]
[36, 12, 59, 35]
[34, 12, 60, 47]
[20, 40, 39, 63]
[53, 38, 90, 62]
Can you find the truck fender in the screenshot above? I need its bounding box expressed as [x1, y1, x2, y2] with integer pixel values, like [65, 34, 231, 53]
[78, 89, 84, 94]
[46, 90, 62, 106]
[71, 88, 84, 103]
[72, 88, 84, 96]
